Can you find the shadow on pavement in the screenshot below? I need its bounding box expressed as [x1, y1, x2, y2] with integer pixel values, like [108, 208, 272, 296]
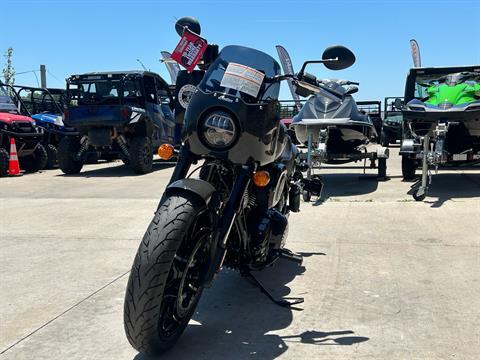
[133, 254, 359, 360]
[282, 330, 369, 345]
[308, 172, 381, 205]
[56, 160, 176, 178]
[407, 172, 480, 207]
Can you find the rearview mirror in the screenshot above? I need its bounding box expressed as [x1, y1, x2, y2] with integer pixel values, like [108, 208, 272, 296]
[175, 16, 201, 36]
[322, 45, 356, 71]
[394, 98, 404, 110]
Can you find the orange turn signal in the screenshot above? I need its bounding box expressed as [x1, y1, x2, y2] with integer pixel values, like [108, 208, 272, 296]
[252, 170, 271, 187]
[158, 144, 175, 160]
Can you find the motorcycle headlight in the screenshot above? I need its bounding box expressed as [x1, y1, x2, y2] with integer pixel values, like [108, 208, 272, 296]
[200, 111, 237, 149]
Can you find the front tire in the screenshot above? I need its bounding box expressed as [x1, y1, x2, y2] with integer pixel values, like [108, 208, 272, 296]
[124, 192, 210, 355]
[22, 144, 48, 173]
[0, 148, 9, 176]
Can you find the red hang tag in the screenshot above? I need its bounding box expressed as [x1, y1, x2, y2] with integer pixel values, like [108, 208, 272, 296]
[171, 28, 208, 73]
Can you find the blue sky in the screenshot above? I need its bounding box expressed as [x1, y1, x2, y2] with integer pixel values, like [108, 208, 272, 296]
[2, 0, 479, 101]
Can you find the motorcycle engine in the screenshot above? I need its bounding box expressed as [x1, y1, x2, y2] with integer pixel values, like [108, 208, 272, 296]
[251, 208, 288, 264]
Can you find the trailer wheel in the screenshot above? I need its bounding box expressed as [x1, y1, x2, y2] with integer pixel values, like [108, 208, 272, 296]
[402, 155, 416, 181]
[302, 190, 311, 202]
[46, 144, 58, 169]
[413, 189, 426, 201]
[22, 144, 48, 173]
[0, 148, 8, 176]
[378, 158, 387, 180]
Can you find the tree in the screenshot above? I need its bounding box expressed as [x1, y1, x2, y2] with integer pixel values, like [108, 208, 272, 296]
[2, 47, 15, 86]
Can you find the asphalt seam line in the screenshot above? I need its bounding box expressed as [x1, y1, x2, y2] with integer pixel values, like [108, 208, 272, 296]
[0, 270, 131, 355]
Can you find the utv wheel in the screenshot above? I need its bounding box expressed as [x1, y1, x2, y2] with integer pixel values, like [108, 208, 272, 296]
[58, 137, 84, 174]
[45, 144, 58, 169]
[377, 158, 387, 180]
[0, 148, 8, 176]
[21, 144, 48, 173]
[124, 192, 210, 355]
[402, 155, 416, 181]
[129, 136, 153, 174]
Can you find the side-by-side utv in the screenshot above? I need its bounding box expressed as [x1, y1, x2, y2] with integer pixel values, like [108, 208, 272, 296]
[399, 65, 480, 201]
[0, 82, 47, 175]
[60, 71, 176, 174]
[380, 97, 403, 147]
[14, 86, 76, 168]
[357, 100, 383, 135]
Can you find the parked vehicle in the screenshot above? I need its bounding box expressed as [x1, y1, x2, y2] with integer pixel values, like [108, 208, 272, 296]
[14, 86, 76, 168]
[122, 18, 347, 355]
[357, 100, 382, 135]
[0, 82, 47, 175]
[380, 97, 403, 146]
[279, 100, 305, 144]
[289, 49, 389, 201]
[59, 71, 176, 174]
[400, 65, 480, 200]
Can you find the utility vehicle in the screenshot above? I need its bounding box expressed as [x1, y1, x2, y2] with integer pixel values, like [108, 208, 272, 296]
[0, 82, 46, 175]
[60, 71, 175, 174]
[15, 86, 75, 168]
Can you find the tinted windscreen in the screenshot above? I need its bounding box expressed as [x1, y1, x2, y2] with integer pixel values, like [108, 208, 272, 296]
[199, 45, 281, 103]
[414, 71, 480, 99]
[0, 85, 18, 113]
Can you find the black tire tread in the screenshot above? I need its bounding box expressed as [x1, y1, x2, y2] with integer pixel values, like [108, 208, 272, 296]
[129, 136, 153, 174]
[22, 144, 48, 173]
[46, 144, 58, 169]
[0, 148, 8, 176]
[402, 155, 416, 181]
[124, 193, 204, 355]
[57, 137, 84, 174]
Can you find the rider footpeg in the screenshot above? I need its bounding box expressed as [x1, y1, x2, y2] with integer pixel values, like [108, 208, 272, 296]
[302, 177, 324, 197]
[278, 248, 303, 265]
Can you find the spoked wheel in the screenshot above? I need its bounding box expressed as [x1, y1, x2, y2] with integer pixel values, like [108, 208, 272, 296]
[159, 234, 210, 338]
[124, 193, 211, 356]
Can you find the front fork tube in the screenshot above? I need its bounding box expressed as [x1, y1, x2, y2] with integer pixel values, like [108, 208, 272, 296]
[203, 165, 253, 287]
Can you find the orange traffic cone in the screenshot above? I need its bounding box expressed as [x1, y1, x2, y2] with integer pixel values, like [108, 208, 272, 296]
[8, 138, 22, 176]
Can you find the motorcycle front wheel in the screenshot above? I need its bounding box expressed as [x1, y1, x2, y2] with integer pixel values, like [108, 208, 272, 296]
[124, 192, 211, 355]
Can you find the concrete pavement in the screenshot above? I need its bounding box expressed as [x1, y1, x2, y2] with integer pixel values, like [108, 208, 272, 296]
[1, 150, 479, 359]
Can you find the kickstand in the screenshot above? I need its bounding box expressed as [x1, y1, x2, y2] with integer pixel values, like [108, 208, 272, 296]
[244, 271, 304, 309]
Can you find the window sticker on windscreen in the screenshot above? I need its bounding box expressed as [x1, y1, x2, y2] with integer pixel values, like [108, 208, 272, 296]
[220, 63, 265, 98]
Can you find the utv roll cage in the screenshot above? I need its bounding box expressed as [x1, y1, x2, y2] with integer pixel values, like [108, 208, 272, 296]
[13, 85, 65, 115]
[66, 71, 174, 108]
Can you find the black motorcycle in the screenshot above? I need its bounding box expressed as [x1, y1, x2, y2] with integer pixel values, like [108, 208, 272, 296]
[123, 22, 353, 355]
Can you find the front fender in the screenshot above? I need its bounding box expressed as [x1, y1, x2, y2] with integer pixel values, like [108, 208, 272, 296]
[165, 178, 216, 204]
